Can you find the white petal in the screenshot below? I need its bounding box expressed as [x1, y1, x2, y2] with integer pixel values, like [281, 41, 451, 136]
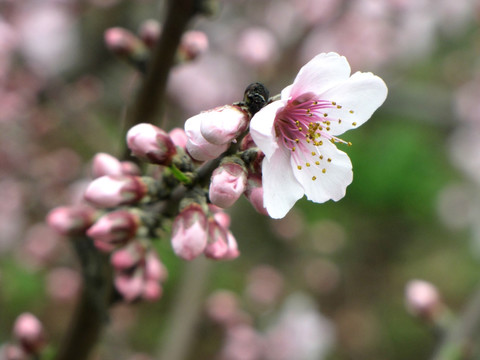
[250, 100, 285, 160]
[262, 148, 304, 219]
[291, 141, 352, 203]
[290, 52, 351, 100]
[319, 71, 388, 136]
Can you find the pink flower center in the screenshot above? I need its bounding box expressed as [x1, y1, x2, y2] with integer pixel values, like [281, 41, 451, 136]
[275, 97, 349, 154]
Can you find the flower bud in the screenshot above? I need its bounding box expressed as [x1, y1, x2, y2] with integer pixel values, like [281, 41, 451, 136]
[178, 30, 209, 62]
[84, 175, 147, 208]
[126, 123, 177, 165]
[405, 279, 441, 320]
[145, 251, 168, 282]
[47, 205, 96, 236]
[13, 313, 46, 354]
[244, 175, 268, 215]
[204, 218, 229, 259]
[185, 114, 229, 161]
[171, 203, 208, 260]
[91, 152, 123, 178]
[87, 210, 139, 252]
[120, 161, 141, 176]
[199, 105, 249, 145]
[142, 279, 163, 301]
[169, 127, 188, 149]
[209, 161, 247, 208]
[104, 27, 147, 59]
[138, 19, 161, 49]
[111, 242, 145, 270]
[223, 231, 240, 260]
[114, 269, 144, 302]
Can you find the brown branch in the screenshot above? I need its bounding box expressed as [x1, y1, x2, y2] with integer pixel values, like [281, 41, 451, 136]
[55, 1, 203, 359]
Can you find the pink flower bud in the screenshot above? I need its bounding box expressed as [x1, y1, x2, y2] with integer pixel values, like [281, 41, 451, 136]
[244, 175, 268, 215]
[171, 203, 208, 260]
[91, 152, 123, 178]
[212, 209, 231, 229]
[223, 231, 240, 260]
[13, 313, 45, 354]
[179, 30, 209, 61]
[405, 279, 441, 319]
[120, 161, 141, 176]
[46, 205, 96, 236]
[199, 105, 249, 145]
[145, 252, 168, 282]
[111, 242, 145, 270]
[185, 114, 229, 161]
[168, 127, 188, 149]
[142, 279, 162, 301]
[5, 344, 27, 360]
[87, 210, 139, 252]
[84, 175, 147, 208]
[204, 218, 229, 259]
[209, 162, 247, 208]
[126, 123, 177, 165]
[114, 269, 144, 302]
[104, 27, 145, 58]
[138, 19, 161, 49]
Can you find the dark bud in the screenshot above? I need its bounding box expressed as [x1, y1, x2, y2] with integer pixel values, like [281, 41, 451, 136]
[243, 82, 269, 116]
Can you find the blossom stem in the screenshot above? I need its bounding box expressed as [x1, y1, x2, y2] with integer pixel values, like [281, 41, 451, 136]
[431, 284, 480, 360]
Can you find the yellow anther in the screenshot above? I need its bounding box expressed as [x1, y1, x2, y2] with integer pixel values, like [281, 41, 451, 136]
[308, 113, 313, 117]
[326, 121, 331, 125]
[331, 101, 336, 105]
[315, 161, 320, 165]
[326, 127, 330, 131]
[323, 113, 328, 117]
[297, 165, 302, 170]
[292, 146, 296, 151]
[322, 168, 326, 173]
[306, 109, 310, 113]
[298, 127, 302, 131]
[319, 155, 324, 160]
[295, 121, 300, 125]
[349, 110, 354, 114]
[311, 151, 316, 156]
[338, 119, 342, 124]
[295, 139, 299, 143]
[312, 176, 317, 181]
[306, 163, 311, 167]
[330, 139, 335, 143]
[306, 138, 311, 143]
[352, 122, 357, 126]
[337, 105, 342, 109]
[348, 142, 352, 146]
[319, 141, 323, 145]
[313, 101, 318, 105]
[327, 158, 332, 162]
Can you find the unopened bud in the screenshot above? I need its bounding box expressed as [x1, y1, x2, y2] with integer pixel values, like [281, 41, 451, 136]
[209, 160, 247, 208]
[198, 105, 249, 145]
[111, 241, 145, 270]
[47, 205, 96, 236]
[178, 30, 209, 62]
[171, 203, 208, 260]
[104, 27, 148, 60]
[87, 210, 139, 252]
[114, 269, 144, 302]
[84, 175, 147, 208]
[138, 19, 161, 49]
[169, 127, 188, 149]
[127, 123, 177, 165]
[120, 161, 141, 176]
[142, 279, 163, 301]
[145, 251, 168, 282]
[13, 313, 46, 354]
[223, 231, 240, 260]
[204, 218, 229, 259]
[91, 152, 123, 178]
[244, 175, 268, 215]
[185, 113, 229, 161]
[405, 279, 442, 321]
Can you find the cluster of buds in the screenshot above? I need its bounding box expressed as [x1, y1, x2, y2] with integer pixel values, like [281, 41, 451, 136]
[5, 313, 46, 360]
[111, 240, 167, 302]
[47, 82, 272, 304]
[104, 19, 208, 73]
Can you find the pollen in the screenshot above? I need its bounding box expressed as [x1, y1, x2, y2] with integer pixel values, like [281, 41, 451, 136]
[322, 168, 326, 173]
[312, 176, 317, 181]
